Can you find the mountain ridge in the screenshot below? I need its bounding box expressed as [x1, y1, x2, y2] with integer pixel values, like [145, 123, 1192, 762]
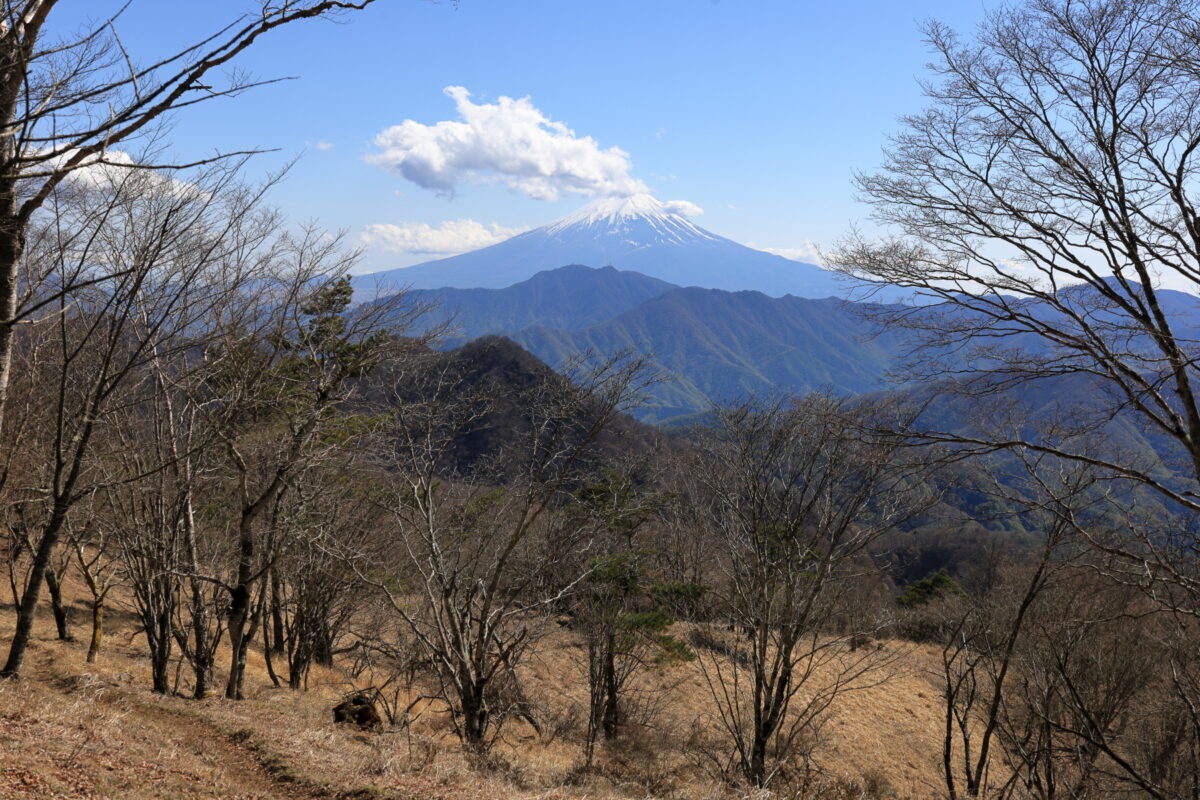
[509, 284, 909, 421]
[353, 193, 846, 298]
[383, 264, 1200, 424]
[403, 264, 678, 344]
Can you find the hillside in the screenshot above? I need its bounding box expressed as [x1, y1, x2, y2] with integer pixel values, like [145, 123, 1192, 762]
[0, 571, 966, 800]
[882, 369, 1193, 521]
[511, 287, 910, 422]
[389, 335, 683, 478]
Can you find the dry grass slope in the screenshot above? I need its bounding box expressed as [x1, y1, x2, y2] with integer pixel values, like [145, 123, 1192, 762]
[0, 575, 961, 799]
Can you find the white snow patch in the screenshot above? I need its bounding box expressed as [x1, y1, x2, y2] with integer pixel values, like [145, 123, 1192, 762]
[543, 193, 716, 242]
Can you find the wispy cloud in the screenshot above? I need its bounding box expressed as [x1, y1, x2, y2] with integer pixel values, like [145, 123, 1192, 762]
[662, 199, 703, 217]
[361, 218, 528, 256]
[365, 87, 649, 201]
[756, 240, 826, 265]
[310, 140, 335, 151]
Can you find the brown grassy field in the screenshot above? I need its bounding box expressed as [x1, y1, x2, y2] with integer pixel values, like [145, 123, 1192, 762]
[0, 575, 961, 800]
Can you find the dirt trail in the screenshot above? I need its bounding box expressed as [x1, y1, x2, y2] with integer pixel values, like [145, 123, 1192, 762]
[87, 684, 359, 800]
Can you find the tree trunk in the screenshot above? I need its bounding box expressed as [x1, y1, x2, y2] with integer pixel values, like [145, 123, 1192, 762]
[263, 613, 283, 689]
[150, 640, 171, 694]
[0, 205, 23, 456]
[86, 599, 103, 663]
[461, 681, 489, 747]
[45, 570, 72, 642]
[270, 569, 285, 656]
[225, 497, 261, 700]
[2, 508, 66, 677]
[601, 632, 620, 739]
[225, 584, 251, 700]
[181, 502, 215, 699]
[225, 486, 280, 699]
[749, 733, 768, 788]
[192, 647, 213, 699]
[189, 583, 215, 700]
[315, 621, 335, 667]
[149, 606, 173, 694]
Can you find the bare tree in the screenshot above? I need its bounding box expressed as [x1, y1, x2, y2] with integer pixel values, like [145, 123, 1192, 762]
[0, 1, 382, 679]
[269, 465, 379, 690]
[828, 0, 1200, 575]
[933, 451, 1102, 800]
[561, 468, 693, 765]
[109, 458, 184, 693]
[351, 345, 654, 748]
[101, 205, 284, 698]
[0, 160, 292, 679]
[205, 263, 418, 700]
[0, 0, 379, 444]
[824, 5, 1200, 792]
[691, 395, 925, 788]
[66, 512, 120, 664]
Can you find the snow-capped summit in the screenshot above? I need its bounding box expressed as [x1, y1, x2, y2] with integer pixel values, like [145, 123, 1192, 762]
[550, 192, 668, 225]
[542, 193, 717, 244]
[353, 193, 843, 298]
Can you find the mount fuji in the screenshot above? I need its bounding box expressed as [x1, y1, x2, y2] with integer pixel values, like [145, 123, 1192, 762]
[353, 194, 846, 299]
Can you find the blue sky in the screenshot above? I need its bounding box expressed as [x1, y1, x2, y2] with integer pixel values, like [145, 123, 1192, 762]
[47, 1, 989, 274]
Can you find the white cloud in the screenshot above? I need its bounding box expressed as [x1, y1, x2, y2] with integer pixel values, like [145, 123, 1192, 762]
[361, 218, 528, 256]
[366, 86, 649, 201]
[50, 149, 206, 201]
[757, 240, 826, 265]
[663, 199, 703, 217]
[311, 140, 335, 151]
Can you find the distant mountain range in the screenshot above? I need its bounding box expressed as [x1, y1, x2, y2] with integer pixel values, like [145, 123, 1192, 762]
[361, 236, 1200, 579]
[395, 264, 1200, 427]
[398, 264, 909, 422]
[353, 193, 849, 298]
[357, 186, 1200, 425]
[511, 287, 908, 421]
[408, 265, 676, 344]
